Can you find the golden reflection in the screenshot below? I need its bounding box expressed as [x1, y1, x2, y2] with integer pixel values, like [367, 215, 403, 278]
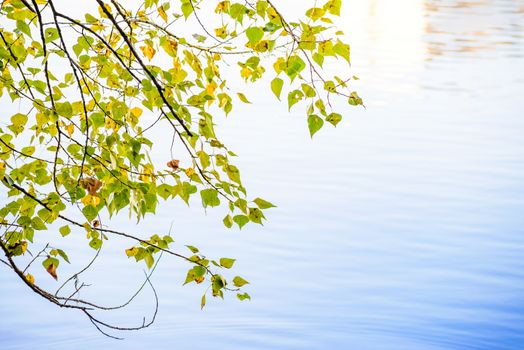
[342, 0, 426, 72]
[423, 0, 524, 59]
[343, 0, 523, 66]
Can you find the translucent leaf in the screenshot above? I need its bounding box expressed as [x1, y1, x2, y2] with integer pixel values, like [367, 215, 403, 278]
[223, 215, 233, 228]
[308, 114, 324, 137]
[246, 26, 264, 43]
[253, 198, 276, 209]
[237, 92, 251, 104]
[219, 257, 235, 269]
[201, 189, 220, 208]
[201, 294, 206, 310]
[232, 276, 249, 287]
[326, 112, 342, 126]
[285, 56, 306, 81]
[271, 77, 284, 100]
[233, 215, 249, 229]
[237, 292, 251, 301]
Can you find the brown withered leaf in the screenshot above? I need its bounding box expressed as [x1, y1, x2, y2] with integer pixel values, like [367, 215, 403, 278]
[80, 177, 103, 196]
[46, 263, 58, 280]
[167, 159, 180, 170]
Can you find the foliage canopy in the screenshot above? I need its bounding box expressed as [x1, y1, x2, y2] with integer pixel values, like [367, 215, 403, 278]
[0, 0, 360, 336]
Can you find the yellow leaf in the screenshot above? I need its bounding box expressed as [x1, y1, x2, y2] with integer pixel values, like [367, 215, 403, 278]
[161, 39, 178, 57]
[130, 107, 143, 118]
[25, 273, 35, 285]
[20, 241, 27, 254]
[215, 1, 230, 13]
[66, 123, 74, 137]
[91, 195, 101, 206]
[158, 6, 168, 22]
[98, 3, 112, 18]
[125, 247, 138, 257]
[81, 194, 101, 206]
[214, 27, 227, 39]
[139, 166, 154, 183]
[273, 57, 285, 73]
[267, 7, 278, 20]
[240, 66, 252, 80]
[140, 45, 156, 61]
[206, 82, 217, 97]
[185, 168, 195, 177]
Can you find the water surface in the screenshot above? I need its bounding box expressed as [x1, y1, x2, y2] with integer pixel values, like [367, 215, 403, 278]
[1, 0, 524, 349]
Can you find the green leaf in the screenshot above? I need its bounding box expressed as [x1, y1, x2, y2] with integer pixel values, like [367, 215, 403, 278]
[223, 214, 233, 228]
[56, 249, 70, 263]
[186, 245, 199, 253]
[193, 265, 206, 278]
[10, 113, 28, 134]
[229, 3, 247, 23]
[246, 26, 264, 43]
[287, 90, 304, 110]
[324, 0, 342, 16]
[308, 114, 324, 137]
[237, 92, 251, 104]
[334, 40, 350, 63]
[144, 253, 154, 269]
[248, 207, 265, 224]
[306, 7, 325, 21]
[82, 205, 98, 221]
[302, 83, 316, 98]
[324, 80, 336, 93]
[181, 1, 193, 18]
[31, 217, 47, 231]
[313, 52, 324, 67]
[201, 294, 206, 310]
[348, 91, 363, 106]
[44, 28, 59, 43]
[253, 198, 276, 209]
[285, 56, 306, 81]
[271, 77, 283, 100]
[219, 257, 235, 269]
[56, 102, 73, 118]
[326, 112, 342, 126]
[237, 292, 251, 301]
[42, 257, 59, 268]
[200, 189, 220, 208]
[225, 164, 241, 184]
[59, 225, 71, 237]
[233, 215, 249, 229]
[89, 238, 102, 250]
[232, 276, 249, 287]
[16, 20, 31, 37]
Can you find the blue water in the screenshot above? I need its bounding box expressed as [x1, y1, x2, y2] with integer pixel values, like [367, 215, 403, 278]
[1, 0, 524, 349]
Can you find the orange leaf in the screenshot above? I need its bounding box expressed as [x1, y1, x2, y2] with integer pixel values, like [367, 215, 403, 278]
[140, 45, 156, 61]
[46, 263, 58, 280]
[167, 159, 180, 170]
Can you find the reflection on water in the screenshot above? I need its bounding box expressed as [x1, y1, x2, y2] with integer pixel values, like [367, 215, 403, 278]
[424, 0, 524, 59]
[1, 0, 524, 349]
